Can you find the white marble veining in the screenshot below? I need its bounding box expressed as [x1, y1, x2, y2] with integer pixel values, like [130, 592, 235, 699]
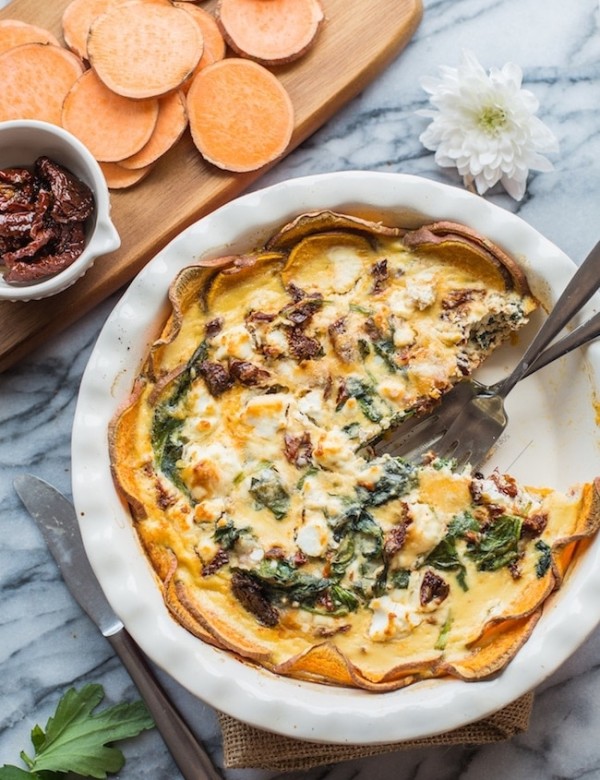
[2, 0, 600, 778]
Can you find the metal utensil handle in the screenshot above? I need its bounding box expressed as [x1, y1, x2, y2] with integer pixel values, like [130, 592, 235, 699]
[524, 309, 600, 377]
[106, 630, 223, 780]
[493, 240, 600, 397]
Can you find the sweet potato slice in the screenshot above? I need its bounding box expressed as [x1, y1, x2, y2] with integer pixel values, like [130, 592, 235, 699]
[87, 1, 203, 98]
[100, 161, 154, 189]
[62, 0, 124, 59]
[62, 69, 159, 162]
[281, 231, 374, 295]
[402, 222, 532, 296]
[0, 20, 60, 55]
[174, 2, 225, 88]
[0, 43, 84, 125]
[216, 0, 324, 64]
[187, 58, 294, 172]
[204, 251, 286, 315]
[120, 90, 188, 170]
[266, 209, 404, 251]
[443, 613, 542, 681]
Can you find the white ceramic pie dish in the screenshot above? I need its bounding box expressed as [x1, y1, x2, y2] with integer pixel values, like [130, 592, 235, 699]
[71, 171, 600, 744]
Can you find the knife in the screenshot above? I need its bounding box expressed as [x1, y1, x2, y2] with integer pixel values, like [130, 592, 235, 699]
[13, 474, 223, 780]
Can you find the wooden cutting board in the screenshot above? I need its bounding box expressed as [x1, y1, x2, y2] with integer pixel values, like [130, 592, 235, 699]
[0, 0, 422, 372]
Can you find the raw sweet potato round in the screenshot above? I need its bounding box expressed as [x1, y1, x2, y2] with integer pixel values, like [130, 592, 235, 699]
[216, 0, 324, 64]
[87, 2, 203, 98]
[186, 58, 294, 172]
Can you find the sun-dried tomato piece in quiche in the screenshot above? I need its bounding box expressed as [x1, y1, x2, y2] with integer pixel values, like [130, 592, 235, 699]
[109, 210, 599, 690]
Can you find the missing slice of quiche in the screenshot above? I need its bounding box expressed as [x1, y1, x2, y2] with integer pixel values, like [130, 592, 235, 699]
[109, 210, 600, 690]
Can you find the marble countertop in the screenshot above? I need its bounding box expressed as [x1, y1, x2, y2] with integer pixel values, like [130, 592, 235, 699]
[2, 0, 600, 778]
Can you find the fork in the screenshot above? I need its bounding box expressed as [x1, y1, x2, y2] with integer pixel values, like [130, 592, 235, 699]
[372, 239, 600, 468]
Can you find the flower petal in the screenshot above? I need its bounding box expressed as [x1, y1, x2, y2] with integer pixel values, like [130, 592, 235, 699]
[416, 50, 559, 201]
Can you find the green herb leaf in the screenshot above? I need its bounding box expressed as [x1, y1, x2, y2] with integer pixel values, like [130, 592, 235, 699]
[357, 458, 417, 507]
[29, 726, 46, 755]
[467, 515, 523, 572]
[447, 510, 479, 538]
[16, 685, 154, 779]
[424, 536, 468, 591]
[434, 612, 453, 651]
[0, 766, 40, 779]
[390, 569, 410, 589]
[371, 336, 398, 373]
[213, 519, 250, 550]
[337, 377, 388, 423]
[249, 465, 290, 520]
[535, 539, 552, 578]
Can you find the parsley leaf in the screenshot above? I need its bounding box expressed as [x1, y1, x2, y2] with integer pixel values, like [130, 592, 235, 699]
[1, 684, 154, 779]
[0, 768, 36, 779]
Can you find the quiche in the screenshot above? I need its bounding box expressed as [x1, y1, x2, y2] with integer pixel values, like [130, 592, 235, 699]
[109, 210, 600, 690]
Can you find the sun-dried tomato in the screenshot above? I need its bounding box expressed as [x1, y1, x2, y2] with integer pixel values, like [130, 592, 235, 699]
[0, 156, 94, 285]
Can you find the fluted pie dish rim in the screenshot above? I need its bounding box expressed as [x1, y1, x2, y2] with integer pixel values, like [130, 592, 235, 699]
[72, 171, 600, 744]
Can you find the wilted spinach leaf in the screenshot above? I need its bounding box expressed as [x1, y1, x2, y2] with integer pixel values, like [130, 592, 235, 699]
[390, 569, 410, 589]
[213, 520, 250, 550]
[337, 377, 388, 423]
[535, 539, 552, 578]
[421, 510, 480, 591]
[447, 510, 479, 538]
[150, 340, 209, 492]
[467, 515, 523, 572]
[249, 465, 290, 520]
[371, 336, 398, 373]
[357, 457, 417, 507]
[424, 536, 468, 591]
[151, 410, 186, 494]
[247, 559, 358, 616]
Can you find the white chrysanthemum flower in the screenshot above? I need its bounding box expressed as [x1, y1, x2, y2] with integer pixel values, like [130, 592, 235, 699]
[418, 50, 559, 200]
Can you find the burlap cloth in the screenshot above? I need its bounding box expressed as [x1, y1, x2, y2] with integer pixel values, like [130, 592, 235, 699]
[217, 692, 534, 771]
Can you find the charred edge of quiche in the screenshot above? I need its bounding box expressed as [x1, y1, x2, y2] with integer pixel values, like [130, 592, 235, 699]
[442, 611, 543, 681]
[143, 258, 240, 380]
[548, 478, 600, 587]
[108, 376, 150, 523]
[265, 210, 405, 252]
[173, 580, 273, 662]
[401, 221, 533, 297]
[273, 641, 429, 691]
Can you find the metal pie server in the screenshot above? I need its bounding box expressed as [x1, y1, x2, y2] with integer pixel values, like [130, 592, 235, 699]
[13, 474, 222, 780]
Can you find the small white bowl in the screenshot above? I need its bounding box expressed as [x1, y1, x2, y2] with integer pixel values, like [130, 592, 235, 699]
[0, 120, 120, 301]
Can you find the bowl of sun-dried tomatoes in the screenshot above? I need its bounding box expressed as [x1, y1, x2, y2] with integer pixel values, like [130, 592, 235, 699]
[0, 119, 120, 301]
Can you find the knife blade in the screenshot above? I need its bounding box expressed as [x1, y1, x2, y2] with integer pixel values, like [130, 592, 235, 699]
[13, 474, 222, 780]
